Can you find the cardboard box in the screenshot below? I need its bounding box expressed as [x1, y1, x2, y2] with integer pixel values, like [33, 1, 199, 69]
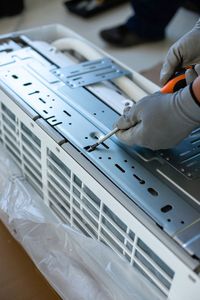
[0, 221, 61, 300]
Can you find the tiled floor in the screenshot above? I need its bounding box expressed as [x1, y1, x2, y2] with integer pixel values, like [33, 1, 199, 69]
[0, 0, 199, 72]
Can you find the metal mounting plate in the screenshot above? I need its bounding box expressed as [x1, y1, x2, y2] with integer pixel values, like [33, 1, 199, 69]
[158, 128, 200, 179]
[1, 61, 200, 239]
[53, 58, 130, 88]
[1, 46, 200, 260]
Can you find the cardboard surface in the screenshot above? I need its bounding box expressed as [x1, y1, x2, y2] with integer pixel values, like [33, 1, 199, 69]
[140, 62, 163, 86]
[0, 221, 61, 300]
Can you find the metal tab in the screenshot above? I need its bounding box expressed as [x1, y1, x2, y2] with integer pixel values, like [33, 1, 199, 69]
[174, 220, 200, 259]
[53, 58, 130, 88]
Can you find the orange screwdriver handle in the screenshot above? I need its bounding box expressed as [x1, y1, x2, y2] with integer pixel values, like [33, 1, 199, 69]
[161, 73, 186, 94]
[161, 66, 193, 94]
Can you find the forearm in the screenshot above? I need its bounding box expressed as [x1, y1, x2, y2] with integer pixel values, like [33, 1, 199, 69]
[192, 75, 200, 104]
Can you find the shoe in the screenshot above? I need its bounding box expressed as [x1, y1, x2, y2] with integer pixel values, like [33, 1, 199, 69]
[183, 1, 200, 13]
[0, 1, 24, 18]
[99, 25, 164, 47]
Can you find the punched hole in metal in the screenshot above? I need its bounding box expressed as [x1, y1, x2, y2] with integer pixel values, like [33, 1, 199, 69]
[28, 91, 40, 96]
[115, 164, 125, 173]
[161, 205, 172, 213]
[148, 188, 158, 196]
[23, 82, 32, 86]
[39, 97, 46, 103]
[84, 145, 91, 151]
[102, 142, 109, 149]
[133, 174, 145, 184]
[63, 110, 71, 117]
[90, 132, 100, 139]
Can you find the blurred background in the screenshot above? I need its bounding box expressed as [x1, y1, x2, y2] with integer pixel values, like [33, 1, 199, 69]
[0, 0, 199, 78]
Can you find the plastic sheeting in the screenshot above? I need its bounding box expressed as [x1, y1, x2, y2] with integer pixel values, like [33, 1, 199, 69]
[0, 145, 163, 300]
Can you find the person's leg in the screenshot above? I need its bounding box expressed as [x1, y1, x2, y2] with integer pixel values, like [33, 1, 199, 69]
[100, 0, 182, 47]
[183, 0, 200, 13]
[127, 0, 182, 38]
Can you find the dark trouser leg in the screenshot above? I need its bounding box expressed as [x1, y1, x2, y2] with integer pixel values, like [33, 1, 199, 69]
[126, 0, 183, 38]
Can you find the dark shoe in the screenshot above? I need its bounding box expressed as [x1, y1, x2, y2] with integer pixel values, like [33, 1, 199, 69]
[183, 1, 200, 13]
[0, 1, 24, 18]
[99, 25, 164, 47]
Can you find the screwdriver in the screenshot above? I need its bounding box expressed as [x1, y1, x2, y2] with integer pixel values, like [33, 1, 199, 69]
[85, 127, 119, 152]
[86, 66, 193, 152]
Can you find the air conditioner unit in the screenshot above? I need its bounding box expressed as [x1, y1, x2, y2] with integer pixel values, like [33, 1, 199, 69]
[0, 24, 199, 299]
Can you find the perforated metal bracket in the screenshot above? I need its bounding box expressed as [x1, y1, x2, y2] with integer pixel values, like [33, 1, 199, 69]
[53, 58, 131, 88]
[157, 128, 200, 179]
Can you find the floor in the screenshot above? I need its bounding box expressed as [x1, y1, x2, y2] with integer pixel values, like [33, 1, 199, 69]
[0, 0, 199, 72]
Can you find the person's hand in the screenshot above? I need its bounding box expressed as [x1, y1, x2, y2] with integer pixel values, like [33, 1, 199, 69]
[186, 64, 200, 84]
[115, 85, 200, 150]
[160, 19, 200, 86]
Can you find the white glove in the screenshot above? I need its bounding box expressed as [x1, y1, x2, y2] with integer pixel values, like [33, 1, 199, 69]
[186, 64, 200, 84]
[160, 18, 200, 85]
[115, 85, 200, 150]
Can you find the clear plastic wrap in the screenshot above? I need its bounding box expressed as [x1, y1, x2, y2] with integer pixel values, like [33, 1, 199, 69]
[0, 145, 163, 300]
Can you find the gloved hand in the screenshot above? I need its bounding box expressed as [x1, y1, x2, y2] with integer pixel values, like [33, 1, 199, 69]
[160, 18, 200, 86]
[115, 85, 200, 150]
[186, 64, 200, 84]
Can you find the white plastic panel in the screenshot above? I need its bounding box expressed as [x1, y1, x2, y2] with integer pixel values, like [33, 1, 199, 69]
[0, 89, 200, 300]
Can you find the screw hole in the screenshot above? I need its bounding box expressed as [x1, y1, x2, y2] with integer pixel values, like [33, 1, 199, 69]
[85, 137, 88, 139]
[93, 113, 96, 115]
[124, 160, 128, 163]
[148, 188, 158, 197]
[181, 220, 185, 224]
[99, 157, 102, 159]
[69, 123, 72, 125]
[108, 157, 111, 160]
[167, 219, 171, 222]
[161, 205, 172, 213]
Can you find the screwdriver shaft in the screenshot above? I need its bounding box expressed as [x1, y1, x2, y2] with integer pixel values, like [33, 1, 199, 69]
[96, 127, 119, 146]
